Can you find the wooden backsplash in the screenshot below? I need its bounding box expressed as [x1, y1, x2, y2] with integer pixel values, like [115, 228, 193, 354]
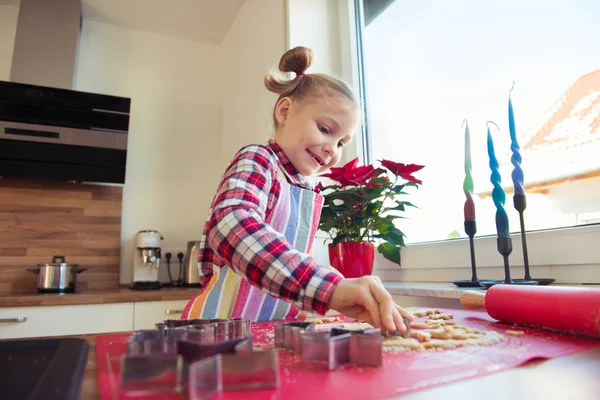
[0, 177, 122, 295]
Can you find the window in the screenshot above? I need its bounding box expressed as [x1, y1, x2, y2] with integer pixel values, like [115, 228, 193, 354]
[352, 0, 600, 282]
[359, 0, 600, 243]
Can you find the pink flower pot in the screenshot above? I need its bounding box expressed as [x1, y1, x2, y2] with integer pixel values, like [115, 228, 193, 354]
[328, 242, 375, 278]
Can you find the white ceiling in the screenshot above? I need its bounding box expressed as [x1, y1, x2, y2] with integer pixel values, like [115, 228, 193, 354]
[0, 0, 247, 44]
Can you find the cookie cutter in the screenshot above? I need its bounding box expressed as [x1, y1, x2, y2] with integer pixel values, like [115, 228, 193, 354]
[155, 317, 252, 343]
[274, 321, 314, 352]
[274, 318, 411, 370]
[381, 317, 412, 338]
[189, 350, 279, 400]
[121, 318, 279, 398]
[300, 327, 384, 369]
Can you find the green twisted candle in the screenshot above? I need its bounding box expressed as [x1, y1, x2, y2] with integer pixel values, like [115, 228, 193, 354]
[463, 121, 475, 221]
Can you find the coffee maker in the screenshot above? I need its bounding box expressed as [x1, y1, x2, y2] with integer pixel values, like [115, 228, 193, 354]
[130, 230, 163, 290]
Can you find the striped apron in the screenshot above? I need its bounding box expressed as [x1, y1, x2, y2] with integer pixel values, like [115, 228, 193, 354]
[180, 168, 323, 321]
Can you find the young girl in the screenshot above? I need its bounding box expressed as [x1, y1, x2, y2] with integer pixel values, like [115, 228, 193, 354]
[181, 47, 412, 333]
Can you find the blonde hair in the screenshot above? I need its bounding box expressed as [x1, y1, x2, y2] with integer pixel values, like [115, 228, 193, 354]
[264, 46, 358, 128]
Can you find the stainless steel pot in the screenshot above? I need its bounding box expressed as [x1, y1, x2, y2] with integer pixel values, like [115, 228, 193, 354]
[27, 255, 87, 293]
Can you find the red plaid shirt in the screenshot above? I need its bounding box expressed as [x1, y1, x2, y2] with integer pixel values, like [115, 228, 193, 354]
[198, 140, 341, 315]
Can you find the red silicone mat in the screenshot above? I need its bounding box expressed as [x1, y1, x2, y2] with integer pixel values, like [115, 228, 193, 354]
[96, 308, 599, 400]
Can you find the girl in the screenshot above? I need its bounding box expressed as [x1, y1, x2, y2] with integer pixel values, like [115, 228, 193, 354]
[181, 47, 412, 333]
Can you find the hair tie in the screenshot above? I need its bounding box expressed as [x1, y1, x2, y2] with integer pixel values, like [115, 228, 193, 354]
[296, 72, 305, 77]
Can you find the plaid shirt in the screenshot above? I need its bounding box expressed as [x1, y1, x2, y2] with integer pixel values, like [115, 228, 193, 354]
[198, 140, 341, 315]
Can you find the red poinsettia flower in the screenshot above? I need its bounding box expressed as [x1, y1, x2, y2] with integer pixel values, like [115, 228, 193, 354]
[320, 157, 374, 187]
[380, 160, 424, 185]
[314, 182, 324, 193]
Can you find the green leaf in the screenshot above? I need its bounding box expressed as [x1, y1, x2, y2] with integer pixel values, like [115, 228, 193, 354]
[363, 187, 385, 202]
[391, 184, 406, 194]
[377, 242, 401, 265]
[325, 189, 363, 202]
[365, 201, 382, 216]
[331, 204, 353, 213]
[386, 202, 405, 212]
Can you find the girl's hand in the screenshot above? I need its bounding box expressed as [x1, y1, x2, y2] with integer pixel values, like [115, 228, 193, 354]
[328, 276, 414, 332]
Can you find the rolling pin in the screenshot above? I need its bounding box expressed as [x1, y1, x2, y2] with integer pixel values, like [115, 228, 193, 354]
[460, 284, 600, 339]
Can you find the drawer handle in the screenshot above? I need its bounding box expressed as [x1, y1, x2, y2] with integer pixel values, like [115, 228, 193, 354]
[0, 317, 27, 323]
[165, 309, 183, 315]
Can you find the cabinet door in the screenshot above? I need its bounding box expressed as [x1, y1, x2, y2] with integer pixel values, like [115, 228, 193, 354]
[133, 300, 189, 330]
[0, 303, 134, 339]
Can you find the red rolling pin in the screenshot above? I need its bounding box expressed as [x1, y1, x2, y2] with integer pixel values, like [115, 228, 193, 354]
[460, 284, 600, 339]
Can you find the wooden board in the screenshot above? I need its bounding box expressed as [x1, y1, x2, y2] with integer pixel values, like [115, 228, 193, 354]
[0, 177, 122, 294]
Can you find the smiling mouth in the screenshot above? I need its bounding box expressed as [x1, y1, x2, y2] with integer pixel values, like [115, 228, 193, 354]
[307, 150, 325, 166]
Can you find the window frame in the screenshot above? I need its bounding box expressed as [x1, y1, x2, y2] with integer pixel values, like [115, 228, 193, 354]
[345, 0, 600, 284]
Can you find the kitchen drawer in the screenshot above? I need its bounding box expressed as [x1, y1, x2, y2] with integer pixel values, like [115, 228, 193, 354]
[0, 303, 134, 339]
[133, 299, 189, 330]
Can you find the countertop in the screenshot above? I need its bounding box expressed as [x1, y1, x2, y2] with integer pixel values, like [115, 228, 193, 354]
[383, 281, 600, 299]
[384, 281, 473, 299]
[74, 333, 600, 400]
[0, 286, 200, 308]
[3, 281, 597, 308]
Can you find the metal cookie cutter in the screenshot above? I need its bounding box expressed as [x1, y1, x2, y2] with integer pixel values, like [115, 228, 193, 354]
[381, 317, 412, 339]
[300, 327, 384, 369]
[121, 318, 279, 398]
[274, 321, 315, 352]
[189, 350, 279, 400]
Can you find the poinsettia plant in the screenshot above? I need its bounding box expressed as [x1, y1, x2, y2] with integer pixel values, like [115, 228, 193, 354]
[315, 158, 424, 264]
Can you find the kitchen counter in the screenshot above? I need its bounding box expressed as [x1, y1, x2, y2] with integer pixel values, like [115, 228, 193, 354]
[383, 281, 600, 299]
[0, 287, 200, 308]
[384, 281, 470, 299]
[74, 333, 600, 400]
[3, 281, 595, 308]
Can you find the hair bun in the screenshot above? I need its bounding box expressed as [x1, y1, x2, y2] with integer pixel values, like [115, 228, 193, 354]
[279, 46, 314, 76]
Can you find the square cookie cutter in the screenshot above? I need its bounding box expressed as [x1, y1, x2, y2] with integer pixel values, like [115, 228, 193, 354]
[274, 318, 411, 370]
[121, 318, 279, 398]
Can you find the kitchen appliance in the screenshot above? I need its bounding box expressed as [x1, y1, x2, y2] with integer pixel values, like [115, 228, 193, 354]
[461, 284, 600, 338]
[182, 240, 202, 287]
[0, 80, 130, 184]
[26, 255, 87, 293]
[130, 230, 163, 290]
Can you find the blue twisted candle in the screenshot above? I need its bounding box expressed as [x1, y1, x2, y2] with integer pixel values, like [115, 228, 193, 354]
[508, 86, 525, 196]
[487, 124, 510, 238]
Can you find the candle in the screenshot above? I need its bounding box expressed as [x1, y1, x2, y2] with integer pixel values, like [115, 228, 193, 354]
[508, 85, 525, 195]
[487, 123, 509, 238]
[463, 120, 475, 221]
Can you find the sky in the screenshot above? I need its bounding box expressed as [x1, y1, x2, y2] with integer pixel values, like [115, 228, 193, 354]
[364, 0, 600, 242]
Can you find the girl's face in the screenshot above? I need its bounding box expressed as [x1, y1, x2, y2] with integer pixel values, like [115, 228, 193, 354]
[274, 95, 359, 176]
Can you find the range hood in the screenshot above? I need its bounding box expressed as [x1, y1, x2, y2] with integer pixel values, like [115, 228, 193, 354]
[10, 0, 82, 90]
[1, 0, 131, 185]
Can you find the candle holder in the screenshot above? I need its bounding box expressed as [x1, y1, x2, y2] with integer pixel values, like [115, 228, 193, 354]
[512, 194, 555, 286]
[452, 220, 482, 288]
[480, 237, 538, 289]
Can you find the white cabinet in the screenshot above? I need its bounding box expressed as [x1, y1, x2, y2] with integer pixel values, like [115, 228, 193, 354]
[0, 303, 134, 339]
[133, 300, 189, 330]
